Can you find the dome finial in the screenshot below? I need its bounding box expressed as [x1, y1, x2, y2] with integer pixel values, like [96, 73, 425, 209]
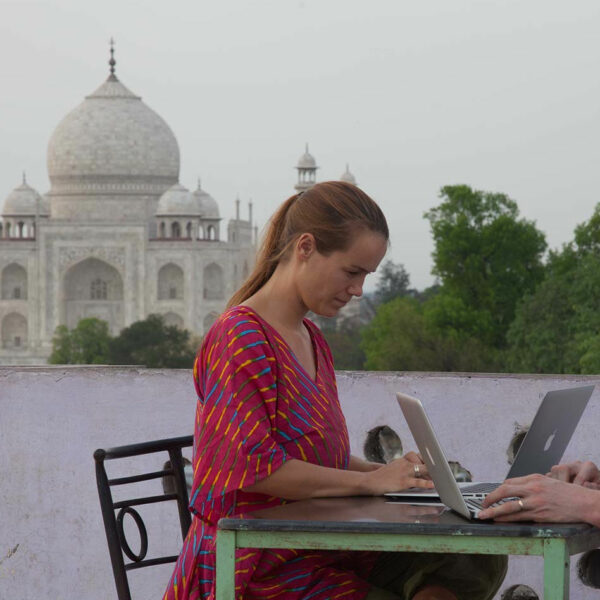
[22, 171, 26, 185]
[197, 177, 202, 190]
[108, 38, 117, 79]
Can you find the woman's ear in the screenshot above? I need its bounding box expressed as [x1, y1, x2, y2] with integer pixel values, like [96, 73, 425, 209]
[296, 233, 316, 260]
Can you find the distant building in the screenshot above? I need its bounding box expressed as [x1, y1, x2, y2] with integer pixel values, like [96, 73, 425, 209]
[0, 49, 254, 364]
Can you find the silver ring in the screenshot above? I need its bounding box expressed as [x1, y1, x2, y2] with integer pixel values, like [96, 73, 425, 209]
[517, 499, 525, 512]
[414, 464, 420, 477]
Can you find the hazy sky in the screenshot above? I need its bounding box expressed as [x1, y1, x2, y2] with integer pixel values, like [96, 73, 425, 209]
[1, 0, 599, 291]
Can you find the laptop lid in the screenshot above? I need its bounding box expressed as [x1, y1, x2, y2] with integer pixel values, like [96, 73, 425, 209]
[507, 385, 594, 478]
[395, 392, 473, 519]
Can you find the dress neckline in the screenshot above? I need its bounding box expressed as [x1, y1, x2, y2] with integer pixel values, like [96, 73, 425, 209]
[235, 305, 320, 385]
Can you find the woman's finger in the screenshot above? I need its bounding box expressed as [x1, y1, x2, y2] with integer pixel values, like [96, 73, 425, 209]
[405, 477, 435, 490]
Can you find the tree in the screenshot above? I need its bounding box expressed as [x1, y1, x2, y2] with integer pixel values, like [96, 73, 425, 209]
[424, 185, 547, 348]
[48, 318, 111, 364]
[108, 314, 196, 368]
[321, 322, 366, 370]
[374, 260, 411, 305]
[361, 296, 497, 372]
[507, 203, 600, 374]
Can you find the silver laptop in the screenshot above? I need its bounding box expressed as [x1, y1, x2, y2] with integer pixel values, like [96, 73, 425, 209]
[386, 386, 594, 519]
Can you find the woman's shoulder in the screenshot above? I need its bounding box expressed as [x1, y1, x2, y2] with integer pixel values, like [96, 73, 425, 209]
[205, 305, 271, 348]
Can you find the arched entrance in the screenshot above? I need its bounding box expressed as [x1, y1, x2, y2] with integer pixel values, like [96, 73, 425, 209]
[1, 263, 27, 299]
[1, 312, 28, 349]
[63, 257, 124, 335]
[157, 263, 184, 300]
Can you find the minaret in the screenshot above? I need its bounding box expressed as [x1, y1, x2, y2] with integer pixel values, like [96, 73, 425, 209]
[294, 143, 318, 193]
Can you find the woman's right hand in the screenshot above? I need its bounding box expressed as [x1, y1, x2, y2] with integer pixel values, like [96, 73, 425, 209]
[362, 452, 434, 496]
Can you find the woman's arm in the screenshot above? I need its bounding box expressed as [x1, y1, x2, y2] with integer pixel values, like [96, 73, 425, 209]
[348, 454, 383, 472]
[243, 456, 433, 500]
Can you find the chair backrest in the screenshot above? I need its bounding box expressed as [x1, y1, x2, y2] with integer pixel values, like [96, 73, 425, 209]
[94, 435, 193, 600]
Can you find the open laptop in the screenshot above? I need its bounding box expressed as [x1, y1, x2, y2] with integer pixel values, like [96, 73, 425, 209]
[386, 386, 594, 519]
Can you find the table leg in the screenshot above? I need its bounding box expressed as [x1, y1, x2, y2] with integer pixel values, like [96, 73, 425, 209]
[216, 529, 236, 600]
[543, 538, 569, 600]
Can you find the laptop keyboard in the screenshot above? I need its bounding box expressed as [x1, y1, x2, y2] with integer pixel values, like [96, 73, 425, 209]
[460, 482, 500, 495]
[465, 495, 519, 518]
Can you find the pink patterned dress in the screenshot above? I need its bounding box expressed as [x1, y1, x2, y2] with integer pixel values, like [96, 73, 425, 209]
[163, 305, 376, 600]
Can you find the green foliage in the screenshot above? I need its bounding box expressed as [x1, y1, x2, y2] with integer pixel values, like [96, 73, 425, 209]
[506, 203, 600, 374]
[49, 314, 197, 368]
[321, 323, 366, 370]
[108, 314, 196, 368]
[48, 318, 111, 364]
[374, 260, 411, 305]
[424, 185, 547, 348]
[361, 297, 498, 372]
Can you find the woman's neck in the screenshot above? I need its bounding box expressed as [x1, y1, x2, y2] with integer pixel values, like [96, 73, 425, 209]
[243, 265, 307, 333]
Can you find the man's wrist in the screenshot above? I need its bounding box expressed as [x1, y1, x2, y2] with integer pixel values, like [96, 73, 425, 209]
[580, 487, 600, 527]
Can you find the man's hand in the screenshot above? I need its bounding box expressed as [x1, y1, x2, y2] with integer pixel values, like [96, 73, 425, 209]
[478, 473, 600, 524]
[548, 461, 600, 489]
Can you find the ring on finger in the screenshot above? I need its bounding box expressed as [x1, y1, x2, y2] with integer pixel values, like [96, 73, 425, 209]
[517, 499, 525, 512]
[414, 464, 420, 477]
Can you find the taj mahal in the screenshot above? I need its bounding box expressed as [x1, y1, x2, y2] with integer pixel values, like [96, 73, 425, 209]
[0, 49, 358, 365]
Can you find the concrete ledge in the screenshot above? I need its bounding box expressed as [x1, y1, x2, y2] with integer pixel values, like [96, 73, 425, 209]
[1, 367, 598, 599]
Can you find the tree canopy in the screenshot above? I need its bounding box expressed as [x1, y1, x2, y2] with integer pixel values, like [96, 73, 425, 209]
[49, 314, 197, 368]
[507, 204, 600, 373]
[109, 314, 197, 368]
[424, 185, 547, 348]
[374, 260, 411, 305]
[49, 318, 111, 365]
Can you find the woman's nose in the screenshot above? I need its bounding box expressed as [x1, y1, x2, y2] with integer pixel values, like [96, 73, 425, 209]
[348, 281, 364, 297]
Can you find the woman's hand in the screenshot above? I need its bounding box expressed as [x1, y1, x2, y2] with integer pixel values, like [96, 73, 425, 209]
[361, 452, 434, 496]
[548, 461, 600, 489]
[478, 473, 600, 525]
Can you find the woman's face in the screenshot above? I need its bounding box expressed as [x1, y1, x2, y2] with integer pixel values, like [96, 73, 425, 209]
[296, 229, 388, 317]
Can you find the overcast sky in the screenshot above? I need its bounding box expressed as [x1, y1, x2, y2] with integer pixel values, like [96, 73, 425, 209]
[1, 0, 599, 291]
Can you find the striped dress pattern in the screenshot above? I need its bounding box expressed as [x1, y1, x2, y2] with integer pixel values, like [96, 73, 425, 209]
[163, 305, 375, 600]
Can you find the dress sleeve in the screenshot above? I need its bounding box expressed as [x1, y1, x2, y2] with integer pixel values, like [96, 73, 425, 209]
[190, 310, 288, 513]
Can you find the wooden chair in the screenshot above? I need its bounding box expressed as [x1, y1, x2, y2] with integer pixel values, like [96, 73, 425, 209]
[94, 435, 193, 600]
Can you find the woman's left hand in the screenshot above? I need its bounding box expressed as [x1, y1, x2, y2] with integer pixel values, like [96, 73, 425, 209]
[478, 473, 598, 523]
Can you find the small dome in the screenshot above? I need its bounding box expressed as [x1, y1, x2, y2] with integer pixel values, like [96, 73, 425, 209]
[296, 144, 317, 169]
[193, 180, 220, 219]
[340, 164, 357, 185]
[156, 183, 198, 215]
[2, 178, 43, 215]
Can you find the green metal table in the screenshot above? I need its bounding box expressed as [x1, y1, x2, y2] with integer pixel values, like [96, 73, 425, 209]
[216, 496, 600, 599]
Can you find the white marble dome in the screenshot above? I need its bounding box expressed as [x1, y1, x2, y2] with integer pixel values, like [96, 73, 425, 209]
[156, 183, 198, 215]
[2, 179, 44, 215]
[47, 75, 180, 195]
[193, 180, 220, 218]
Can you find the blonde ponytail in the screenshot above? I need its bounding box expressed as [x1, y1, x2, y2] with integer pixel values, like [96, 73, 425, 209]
[227, 193, 300, 307]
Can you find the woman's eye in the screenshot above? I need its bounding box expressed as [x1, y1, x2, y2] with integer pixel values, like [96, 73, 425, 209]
[346, 270, 360, 277]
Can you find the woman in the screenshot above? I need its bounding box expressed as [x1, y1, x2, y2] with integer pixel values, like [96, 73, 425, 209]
[164, 181, 506, 600]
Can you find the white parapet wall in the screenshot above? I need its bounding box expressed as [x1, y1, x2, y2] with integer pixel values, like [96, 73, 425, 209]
[1, 366, 599, 599]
